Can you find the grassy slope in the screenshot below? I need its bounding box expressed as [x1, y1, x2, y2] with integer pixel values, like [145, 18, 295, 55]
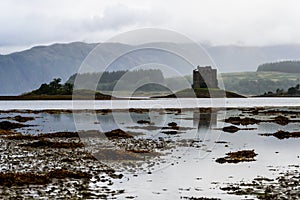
[166, 71, 300, 84]
[220, 71, 300, 82]
[153, 88, 245, 98]
[219, 71, 300, 96]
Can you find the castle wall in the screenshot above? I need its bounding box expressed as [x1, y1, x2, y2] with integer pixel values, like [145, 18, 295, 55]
[192, 66, 218, 89]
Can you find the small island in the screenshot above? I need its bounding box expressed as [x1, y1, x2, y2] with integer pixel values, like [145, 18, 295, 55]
[153, 66, 244, 98]
[0, 78, 112, 100]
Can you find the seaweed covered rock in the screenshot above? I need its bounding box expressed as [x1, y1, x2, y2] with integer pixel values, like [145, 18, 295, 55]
[19, 140, 84, 148]
[225, 117, 258, 126]
[0, 169, 91, 186]
[222, 126, 240, 133]
[274, 115, 289, 126]
[11, 115, 35, 122]
[261, 130, 300, 139]
[137, 120, 152, 125]
[216, 150, 257, 164]
[104, 129, 133, 139]
[168, 122, 178, 127]
[0, 121, 31, 130]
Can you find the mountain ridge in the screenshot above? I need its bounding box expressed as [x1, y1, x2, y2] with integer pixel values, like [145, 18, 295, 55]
[2, 42, 300, 95]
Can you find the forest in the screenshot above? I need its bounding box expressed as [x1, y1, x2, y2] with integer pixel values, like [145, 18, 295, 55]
[67, 69, 167, 91]
[257, 60, 300, 73]
[26, 78, 73, 95]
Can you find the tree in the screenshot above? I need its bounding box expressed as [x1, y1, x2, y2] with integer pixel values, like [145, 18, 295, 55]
[29, 78, 74, 95]
[62, 83, 73, 95]
[288, 87, 297, 95]
[49, 78, 62, 91]
[35, 83, 50, 95]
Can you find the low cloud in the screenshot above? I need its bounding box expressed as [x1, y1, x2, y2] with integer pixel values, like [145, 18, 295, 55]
[0, 0, 300, 51]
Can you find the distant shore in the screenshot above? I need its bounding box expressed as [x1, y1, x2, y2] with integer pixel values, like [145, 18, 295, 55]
[254, 94, 300, 98]
[0, 95, 114, 101]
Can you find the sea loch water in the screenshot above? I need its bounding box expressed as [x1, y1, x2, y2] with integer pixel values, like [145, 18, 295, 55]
[0, 98, 300, 110]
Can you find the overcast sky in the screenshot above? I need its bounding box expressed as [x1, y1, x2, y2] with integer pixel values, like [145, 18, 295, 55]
[1, 0, 300, 54]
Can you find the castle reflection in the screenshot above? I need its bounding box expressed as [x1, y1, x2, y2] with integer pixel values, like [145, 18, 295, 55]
[193, 108, 217, 130]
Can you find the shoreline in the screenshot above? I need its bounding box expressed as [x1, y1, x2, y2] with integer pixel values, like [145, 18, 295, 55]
[0, 106, 299, 199]
[0, 95, 119, 101]
[2, 95, 300, 101]
[1, 105, 300, 113]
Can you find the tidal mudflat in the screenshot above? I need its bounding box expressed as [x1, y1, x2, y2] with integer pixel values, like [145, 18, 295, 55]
[0, 107, 299, 199]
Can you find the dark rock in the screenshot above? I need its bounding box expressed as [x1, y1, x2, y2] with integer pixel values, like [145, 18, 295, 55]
[11, 115, 35, 123]
[0, 169, 91, 186]
[41, 131, 79, 138]
[261, 130, 300, 139]
[273, 130, 300, 139]
[274, 115, 289, 126]
[48, 169, 91, 179]
[137, 120, 151, 124]
[220, 186, 240, 191]
[165, 108, 181, 113]
[215, 141, 228, 144]
[0, 130, 20, 135]
[128, 108, 149, 113]
[97, 109, 112, 115]
[168, 122, 177, 127]
[104, 129, 133, 139]
[0, 172, 50, 186]
[19, 140, 84, 148]
[225, 117, 258, 126]
[0, 121, 31, 130]
[161, 131, 178, 135]
[216, 150, 257, 164]
[222, 126, 240, 133]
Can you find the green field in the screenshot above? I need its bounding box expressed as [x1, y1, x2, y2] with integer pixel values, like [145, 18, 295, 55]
[219, 71, 300, 96]
[221, 71, 300, 82]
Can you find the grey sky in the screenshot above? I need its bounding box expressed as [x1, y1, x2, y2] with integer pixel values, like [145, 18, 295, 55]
[1, 0, 300, 53]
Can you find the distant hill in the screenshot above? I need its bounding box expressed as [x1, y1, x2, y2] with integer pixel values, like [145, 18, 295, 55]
[257, 60, 300, 73]
[207, 44, 300, 72]
[0, 42, 97, 95]
[2, 42, 300, 95]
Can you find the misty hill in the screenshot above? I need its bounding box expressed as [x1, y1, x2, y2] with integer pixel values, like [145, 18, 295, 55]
[0, 42, 96, 95]
[2, 42, 300, 95]
[257, 60, 300, 73]
[207, 44, 300, 72]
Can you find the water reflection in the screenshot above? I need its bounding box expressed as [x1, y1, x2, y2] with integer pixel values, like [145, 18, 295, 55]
[52, 114, 62, 121]
[193, 108, 217, 130]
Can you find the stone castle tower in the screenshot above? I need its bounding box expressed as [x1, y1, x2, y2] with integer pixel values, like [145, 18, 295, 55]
[192, 66, 218, 89]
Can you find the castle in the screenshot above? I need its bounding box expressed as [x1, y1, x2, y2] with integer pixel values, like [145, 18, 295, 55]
[192, 66, 218, 89]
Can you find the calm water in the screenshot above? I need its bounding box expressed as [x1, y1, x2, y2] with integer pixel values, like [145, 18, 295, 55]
[1, 98, 300, 110]
[1, 104, 299, 199]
